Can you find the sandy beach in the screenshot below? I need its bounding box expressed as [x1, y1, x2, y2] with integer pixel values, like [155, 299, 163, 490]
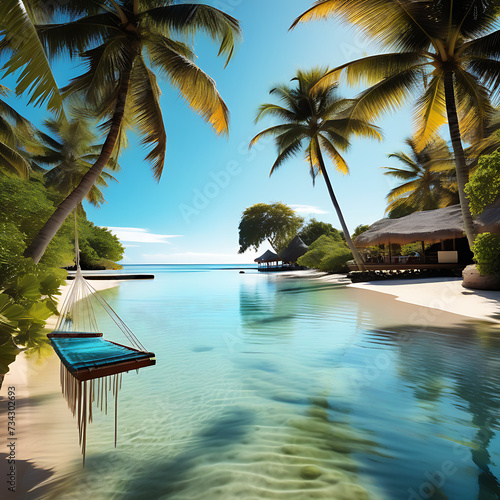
[1, 279, 120, 499]
[278, 269, 500, 325]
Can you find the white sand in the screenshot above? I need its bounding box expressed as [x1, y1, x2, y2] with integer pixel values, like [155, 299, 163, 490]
[278, 270, 500, 324]
[348, 277, 500, 324]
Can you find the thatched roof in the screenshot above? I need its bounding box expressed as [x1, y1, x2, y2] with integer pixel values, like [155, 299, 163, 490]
[255, 249, 280, 263]
[280, 235, 309, 263]
[355, 202, 500, 247]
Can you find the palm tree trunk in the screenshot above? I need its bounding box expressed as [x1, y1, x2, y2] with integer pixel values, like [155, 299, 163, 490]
[316, 146, 366, 271]
[24, 68, 133, 264]
[443, 71, 476, 248]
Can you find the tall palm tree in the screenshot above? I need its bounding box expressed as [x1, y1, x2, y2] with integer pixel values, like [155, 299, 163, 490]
[384, 137, 458, 217]
[250, 67, 382, 270]
[23, 1, 241, 263]
[35, 118, 119, 207]
[292, 0, 500, 247]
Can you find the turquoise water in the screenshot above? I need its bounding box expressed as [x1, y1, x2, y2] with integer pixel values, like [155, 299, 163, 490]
[32, 266, 500, 498]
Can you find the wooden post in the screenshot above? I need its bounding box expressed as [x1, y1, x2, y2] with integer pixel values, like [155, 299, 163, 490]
[388, 241, 392, 264]
[421, 241, 426, 263]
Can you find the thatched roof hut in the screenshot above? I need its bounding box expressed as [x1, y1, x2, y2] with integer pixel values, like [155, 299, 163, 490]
[254, 249, 280, 263]
[355, 202, 500, 247]
[280, 236, 309, 263]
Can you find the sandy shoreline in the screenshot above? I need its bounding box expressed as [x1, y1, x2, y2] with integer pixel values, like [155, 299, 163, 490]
[1, 279, 120, 498]
[277, 269, 500, 324]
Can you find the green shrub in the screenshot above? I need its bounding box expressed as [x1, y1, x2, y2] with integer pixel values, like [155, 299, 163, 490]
[298, 235, 352, 273]
[318, 245, 353, 273]
[465, 150, 500, 215]
[472, 233, 500, 276]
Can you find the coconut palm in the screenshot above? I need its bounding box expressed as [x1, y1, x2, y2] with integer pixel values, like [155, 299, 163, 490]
[292, 0, 500, 247]
[250, 67, 382, 270]
[384, 137, 458, 217]
[23, 1, 241, 263]
[34, 117, 119, 207]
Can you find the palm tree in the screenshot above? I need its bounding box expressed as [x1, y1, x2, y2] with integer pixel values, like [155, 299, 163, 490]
[35, 117, 119, 207]
[250, 68, 382, 270]
[292, 0, 500, 247]
[23, 1, 241, 263]
[384, 137, 458, 217]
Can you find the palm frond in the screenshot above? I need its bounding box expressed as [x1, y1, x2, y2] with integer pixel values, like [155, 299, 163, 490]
[291, 0, 440, 52]
[146, 36, 229, 135]
[249, 124, 300, 147]
[318, 134, 349, 175]
[0, 0, 63, 114]
[269, 139, 304, 176]
[461, 27, 500, 59]
[465, 56, 500, 102]
[255, 104, 298, 124]
[0, 142, 30, 178]
[139, 4, 241, 66]
[36, 13, 119, 59]
[413, 73, 446, 151]
[130, 56, 166, 180]
[454, 67, 492, 144]
[348, 66, 424, 123]
[315, 52, 426, 91]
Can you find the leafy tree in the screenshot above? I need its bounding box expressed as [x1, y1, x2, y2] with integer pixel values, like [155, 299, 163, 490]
[352, 224, 370, 240]
[292, 0, 500, 247]
[22, 1, 241, 263]
[297, 234, 352, 273]
[299, 218, 343, 246]
[384, 137, 458, 217]
[465, 150, 500, 215]
[250, 67, 381, 270]
[36, 117, 119, 207]
[238, 202, 304, 254]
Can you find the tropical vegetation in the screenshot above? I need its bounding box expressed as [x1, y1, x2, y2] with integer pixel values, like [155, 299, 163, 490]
[297, 235, 352, 273]
[299, 218, 344, 246]
[238, 203, 304, 254]
[250, 67, 381, 270]
[384, 137, 458, 218]
[292, 0, 500, 247]
[1, 1, 242, 264]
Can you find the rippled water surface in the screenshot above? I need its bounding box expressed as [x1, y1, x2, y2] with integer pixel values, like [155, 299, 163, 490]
[14, 266, 500, 499]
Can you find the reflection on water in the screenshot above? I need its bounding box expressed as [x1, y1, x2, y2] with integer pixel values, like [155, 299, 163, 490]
[2, 267, 500, 499]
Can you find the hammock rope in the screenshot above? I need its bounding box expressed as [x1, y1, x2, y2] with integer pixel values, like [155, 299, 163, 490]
[50, 211, 155, 465]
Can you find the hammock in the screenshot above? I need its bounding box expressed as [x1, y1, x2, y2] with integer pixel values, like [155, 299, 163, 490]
[49, 213, 156, 464]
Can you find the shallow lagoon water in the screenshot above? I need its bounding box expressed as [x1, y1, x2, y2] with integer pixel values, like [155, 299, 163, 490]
[11, 265, 500, 499]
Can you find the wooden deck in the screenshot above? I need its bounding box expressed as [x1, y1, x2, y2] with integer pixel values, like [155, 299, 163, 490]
[348, 263, 465, 271]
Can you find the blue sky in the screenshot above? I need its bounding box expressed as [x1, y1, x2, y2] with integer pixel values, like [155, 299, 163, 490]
[4, 0, 417, 264]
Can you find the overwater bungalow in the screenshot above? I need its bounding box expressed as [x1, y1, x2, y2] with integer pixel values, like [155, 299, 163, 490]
[350, 202, 500, 271]
[255, 236, 309, 272]
[255, 249, 282, 272]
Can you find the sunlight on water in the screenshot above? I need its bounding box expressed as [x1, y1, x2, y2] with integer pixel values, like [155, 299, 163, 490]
[13, 266, 500, 499]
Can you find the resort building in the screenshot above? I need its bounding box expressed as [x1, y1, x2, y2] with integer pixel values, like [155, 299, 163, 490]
[351, 202, 500, 271]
